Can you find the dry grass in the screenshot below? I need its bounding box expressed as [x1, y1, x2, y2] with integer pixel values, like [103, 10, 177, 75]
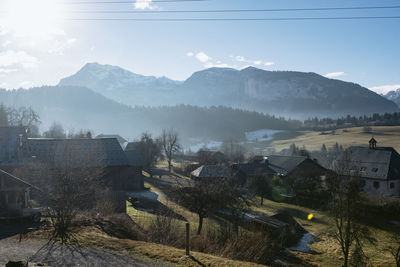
[77, 226, 265, 267]
[270, 126, 400, 152]
[252, 197, 398, 266]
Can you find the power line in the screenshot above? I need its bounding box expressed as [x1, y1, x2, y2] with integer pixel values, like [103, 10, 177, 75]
[68, 16, 400, 21]
[61, 0, 208, 4]
[67, 5, 400, 13]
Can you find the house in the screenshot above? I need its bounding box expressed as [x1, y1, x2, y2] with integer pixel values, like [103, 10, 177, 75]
[332, 138, 400, 196]
[125, 142, 140, 151]
[27, 138, 144, 191]
[0, 168, 41, 220]
[190, 165, 230, 181]
[267, 155, 326, 178]
[197, 150, 226, 165]
[0, 126, 29, 167]
[124, 149, 144, 187]
[232, 155, 326, 187]
[231, 156, 276, 186]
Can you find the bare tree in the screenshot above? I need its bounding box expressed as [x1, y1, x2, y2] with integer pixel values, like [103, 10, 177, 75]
[7, 106, 40, 127]
[17, 142, 106, 244]
[170, 179, 230, 235]
[136, 132, 162, 177]
[43, 122, 66, 139]
[249, 175, 271, 206]
[160, 129, 180, 173]
[329, 154, 375, 267]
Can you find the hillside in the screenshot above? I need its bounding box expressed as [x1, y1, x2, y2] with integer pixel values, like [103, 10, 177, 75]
[269, 126, 400, 153]
[59, 63, 398, 118]
[0, 86, 299, 145]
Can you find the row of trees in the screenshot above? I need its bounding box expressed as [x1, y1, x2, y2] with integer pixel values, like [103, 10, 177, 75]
[304, 112, 400, 130]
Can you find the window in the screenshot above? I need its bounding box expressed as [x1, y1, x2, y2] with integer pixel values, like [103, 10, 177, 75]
[390, 183, 395, 189]
[360, 180, 366, 187]
[372, 168, 379, 173]
[360, 167, 367, 172]
[373, 181, 380, 189]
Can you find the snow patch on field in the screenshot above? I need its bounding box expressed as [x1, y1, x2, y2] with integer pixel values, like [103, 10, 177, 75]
[245, 129, 283, 142]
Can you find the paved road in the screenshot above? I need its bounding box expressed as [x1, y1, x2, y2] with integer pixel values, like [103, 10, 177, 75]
[0, 236, 160, 267]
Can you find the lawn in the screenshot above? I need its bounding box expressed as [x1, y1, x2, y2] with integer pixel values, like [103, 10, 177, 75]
[270, 126, 400, 152]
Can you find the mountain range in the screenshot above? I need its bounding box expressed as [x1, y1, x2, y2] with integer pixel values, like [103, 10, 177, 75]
[59, 63, 399, 118]
[0, 85, 299, 144]
[384, 88, 400, 106]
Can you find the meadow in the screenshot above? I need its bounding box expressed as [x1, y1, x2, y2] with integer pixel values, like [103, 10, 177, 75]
[270, 126, 400, 152]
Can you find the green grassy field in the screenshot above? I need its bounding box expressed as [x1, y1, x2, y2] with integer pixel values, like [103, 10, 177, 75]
[270, 126, 400, 152]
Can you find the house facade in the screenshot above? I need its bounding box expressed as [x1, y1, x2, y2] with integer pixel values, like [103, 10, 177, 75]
[332, 139, 400, 197]
[0, 168, 41, 219]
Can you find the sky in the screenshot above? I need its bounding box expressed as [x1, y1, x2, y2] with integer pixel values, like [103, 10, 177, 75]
[0, 0, 399, 94]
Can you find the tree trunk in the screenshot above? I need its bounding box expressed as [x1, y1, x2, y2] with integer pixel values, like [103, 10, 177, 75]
[168, 159, 172, 173]
[197, 216, 203, 235]
[343, 253, 348, 267]
[260, 197, 264, 206]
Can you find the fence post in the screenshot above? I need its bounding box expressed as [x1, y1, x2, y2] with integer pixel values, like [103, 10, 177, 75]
[185, 222, 190, 256]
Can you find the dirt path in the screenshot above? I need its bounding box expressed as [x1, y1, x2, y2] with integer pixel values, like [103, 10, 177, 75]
[0, 236, 162, 267]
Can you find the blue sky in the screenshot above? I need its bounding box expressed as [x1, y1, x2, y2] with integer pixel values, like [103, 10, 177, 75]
[0, 0, 399, 94]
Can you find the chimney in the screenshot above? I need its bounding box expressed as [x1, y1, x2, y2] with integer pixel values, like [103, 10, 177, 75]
[369, 137, 377, 149]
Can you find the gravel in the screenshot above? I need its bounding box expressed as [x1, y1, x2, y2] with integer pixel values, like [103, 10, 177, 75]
[0, 236, 160, 267]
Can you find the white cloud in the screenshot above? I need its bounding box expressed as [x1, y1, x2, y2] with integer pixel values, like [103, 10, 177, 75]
[0, 50, 38, 68]
[48, 38, 77, 55]
[233, 55, 274, 67]
[2, 40, 12, 48]
[134, 0, 154, 10]
[235, 56, 246, 62]
[186, 52, 194, 57]
[196, 52, 211, 63]
[369, 84, 400, 94]
[0, 68, 17, 74]
[324, 72, 345, 78]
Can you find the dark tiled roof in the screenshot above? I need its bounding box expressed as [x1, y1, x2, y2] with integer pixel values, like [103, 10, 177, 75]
[233, 163, 275, 176]
[95, 134, 128, 144]
[28, 138, 129, 168]
[124, 150, 143, 167]
[191, 165, 230, 179]
[267, 155, 308, 175]
[333, 146, 400, 180]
